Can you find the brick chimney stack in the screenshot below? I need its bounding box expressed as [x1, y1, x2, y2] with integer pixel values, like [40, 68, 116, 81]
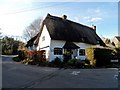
[62, 15, 67, 20]
[92, 25, 96, 32]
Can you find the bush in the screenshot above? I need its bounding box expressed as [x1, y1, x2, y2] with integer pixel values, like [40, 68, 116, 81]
[63, 52, 72, 63]
[21, 59, 33, 64]
[18, 50, 27, 60]
[86, 48, 96, 66]
[67, 59, 85, 68]
[13, 56, 22, 62]
[38, 59, 49, 66]
[67, 58, 76, 66]
[114, 48, 120, 61]
[75, 59, 85, 68]
[50, 57, 63, 67]
[1, 36, 25, 55]
[27, 50, 46, 65]
[85, 59, 90, 65]
[106, 63, 120, 68]
[15, 50, 46, 65]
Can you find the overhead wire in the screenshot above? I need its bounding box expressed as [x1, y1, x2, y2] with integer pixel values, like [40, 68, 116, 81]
[1, 2, 68, 16]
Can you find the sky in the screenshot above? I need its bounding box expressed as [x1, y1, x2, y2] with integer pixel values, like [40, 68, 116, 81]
[0, 0, 119, 41]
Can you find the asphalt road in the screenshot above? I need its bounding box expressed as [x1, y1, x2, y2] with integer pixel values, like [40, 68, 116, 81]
[2, 55, 119, 89]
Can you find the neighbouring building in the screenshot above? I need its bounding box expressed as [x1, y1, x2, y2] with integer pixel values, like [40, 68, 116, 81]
[26, 14, 106, 61]
[112, 36, 120, 48]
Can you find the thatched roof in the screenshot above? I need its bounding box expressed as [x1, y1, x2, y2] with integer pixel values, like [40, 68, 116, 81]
[26, 14, 106, 47]
[25, 32, 40, 47]
[44, 14, 105, 46]
[115, 36, 120, 42]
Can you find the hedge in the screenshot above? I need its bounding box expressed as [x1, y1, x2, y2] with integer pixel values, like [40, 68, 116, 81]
[86, 47, 120, 67]
[94, 48, 112, 66]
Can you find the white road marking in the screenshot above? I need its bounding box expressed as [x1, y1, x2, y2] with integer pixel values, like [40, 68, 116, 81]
[71, 71, 81, 75]
[114, 74, 118, 80]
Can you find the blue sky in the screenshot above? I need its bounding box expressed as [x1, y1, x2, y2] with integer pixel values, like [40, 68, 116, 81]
[0, 0, 119, 40]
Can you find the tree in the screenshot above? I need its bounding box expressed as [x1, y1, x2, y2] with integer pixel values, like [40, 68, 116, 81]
[0, 28, 3, 39]
[1, 36, 25, 55]
[23, 17, 43, 41]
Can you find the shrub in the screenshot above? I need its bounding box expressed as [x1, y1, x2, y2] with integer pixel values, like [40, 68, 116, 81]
[74, 59, 85, 68]
[85, 59, 90, 65]
[67, 59, 85, 68]
[27, 50, 46, 65]
[106, 63, 120, 68]
[50, 57, 63, 67]
[86, 48, 96, 67]
[63, 51, 72, 63]
[21, 59, 33, 64]
[12, 56, 22, 62]
[114, 48, 120, 61]
[67, 58, 76, 66]
[28, 60, 38, 65]
[13, 50, 48, 66]
[17, 50, 27, 60]
[38, 59, 49, 66]
[17, 50, 45, 64]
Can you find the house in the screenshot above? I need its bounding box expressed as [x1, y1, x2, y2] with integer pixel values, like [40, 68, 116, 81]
[112, 36, 120, 48]
[26, 14, 106, 61]
[25, 32, 41, 50]
[102, 37, 115, 48]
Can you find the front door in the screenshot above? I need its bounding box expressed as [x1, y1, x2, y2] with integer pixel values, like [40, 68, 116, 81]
[64, 49, 72, 60]
[64, 49, 78, 59]
[72, 49, 78, 58]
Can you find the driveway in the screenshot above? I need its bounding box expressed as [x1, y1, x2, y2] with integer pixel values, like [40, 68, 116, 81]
[2, 55, 118, 89]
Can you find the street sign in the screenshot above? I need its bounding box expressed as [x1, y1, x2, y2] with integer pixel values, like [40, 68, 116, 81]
[110, 59, 119, 62]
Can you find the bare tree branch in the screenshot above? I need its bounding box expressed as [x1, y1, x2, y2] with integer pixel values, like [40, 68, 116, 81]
[23, 17, 43, 42]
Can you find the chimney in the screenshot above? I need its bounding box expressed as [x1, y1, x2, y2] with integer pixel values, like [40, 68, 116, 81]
[92, 25, 96, 32]
[62, 15, 67, 20]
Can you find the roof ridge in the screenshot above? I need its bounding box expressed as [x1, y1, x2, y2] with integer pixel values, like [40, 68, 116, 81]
[45, 13, 94, 31]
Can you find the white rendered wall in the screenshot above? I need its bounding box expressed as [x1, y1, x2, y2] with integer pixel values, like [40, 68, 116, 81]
[37, 25, 51, 60]
[49, 40, 66, 61]
[74, 42, 97, 60]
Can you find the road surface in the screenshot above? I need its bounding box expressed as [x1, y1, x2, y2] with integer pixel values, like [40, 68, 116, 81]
[2, 55, 118, 89]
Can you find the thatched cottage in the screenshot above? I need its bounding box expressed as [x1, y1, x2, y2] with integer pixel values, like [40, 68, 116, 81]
[26, 14, 105, 61]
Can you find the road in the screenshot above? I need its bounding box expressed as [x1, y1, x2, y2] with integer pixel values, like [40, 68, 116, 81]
[2, 55, 119, 89]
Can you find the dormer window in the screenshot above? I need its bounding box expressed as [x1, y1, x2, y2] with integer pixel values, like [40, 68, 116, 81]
[42, 36, 45, 41]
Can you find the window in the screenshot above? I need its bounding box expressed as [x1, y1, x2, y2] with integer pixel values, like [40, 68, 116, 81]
[79, 49, 85, 56]
[42, 36, 45, 41]
[54, 48, 63, 55]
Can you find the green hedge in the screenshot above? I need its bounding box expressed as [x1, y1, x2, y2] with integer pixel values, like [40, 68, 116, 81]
[86, 47, 120, 67]
[114, 48, 120, 59]
[86, 48, 96, 67]
[94, 48, 112, 66]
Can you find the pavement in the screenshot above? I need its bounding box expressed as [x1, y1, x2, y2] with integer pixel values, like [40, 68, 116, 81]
[1, 55, 119, 89]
